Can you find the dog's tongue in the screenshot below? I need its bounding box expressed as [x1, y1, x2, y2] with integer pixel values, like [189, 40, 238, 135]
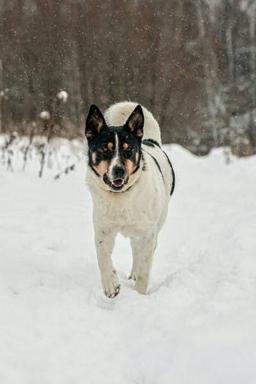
[112, 178, 124, 187]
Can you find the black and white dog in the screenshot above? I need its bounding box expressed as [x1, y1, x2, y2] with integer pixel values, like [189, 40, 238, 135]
[85, 102, 175, 297]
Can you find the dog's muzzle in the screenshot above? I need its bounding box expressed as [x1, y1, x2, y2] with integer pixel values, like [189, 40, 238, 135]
[103, 166, 127, 192]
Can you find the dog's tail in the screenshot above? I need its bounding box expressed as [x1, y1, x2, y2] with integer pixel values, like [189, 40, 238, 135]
[104, 101, 162, 145]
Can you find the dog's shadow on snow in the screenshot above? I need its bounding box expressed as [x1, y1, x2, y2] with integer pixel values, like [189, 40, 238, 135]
[149, 271, 179, 295]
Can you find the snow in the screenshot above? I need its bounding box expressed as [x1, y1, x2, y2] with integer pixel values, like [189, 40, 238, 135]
[0, 142, 256, 384]
[39, 111, 50, 120]
[57, 90, 68, 103]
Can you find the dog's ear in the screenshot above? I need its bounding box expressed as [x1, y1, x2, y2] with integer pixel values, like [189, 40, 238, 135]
[85, 104, 107, 140]
[125, 105, 144, 139]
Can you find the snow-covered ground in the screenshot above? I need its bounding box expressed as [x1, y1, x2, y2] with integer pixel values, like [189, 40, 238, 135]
[0, 141, 256, 384]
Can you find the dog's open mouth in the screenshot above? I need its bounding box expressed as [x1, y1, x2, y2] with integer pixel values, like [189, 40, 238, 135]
[103, 174, 127, 191]
[111, 178, 125, 190]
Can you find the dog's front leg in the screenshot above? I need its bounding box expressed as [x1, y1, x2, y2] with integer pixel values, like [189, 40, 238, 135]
[130, 232, 157, 294]
[95, 228, 120, 298]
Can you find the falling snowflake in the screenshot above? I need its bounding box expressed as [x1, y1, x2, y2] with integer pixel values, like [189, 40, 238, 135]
[57, 90, 68, 103]
[40, 111, 51, 120]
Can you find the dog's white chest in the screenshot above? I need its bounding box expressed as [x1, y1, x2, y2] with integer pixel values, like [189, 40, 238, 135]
[92, 176, 167, 238]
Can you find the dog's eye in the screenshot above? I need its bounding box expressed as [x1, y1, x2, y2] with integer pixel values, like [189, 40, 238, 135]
[123, 149, 133, 158]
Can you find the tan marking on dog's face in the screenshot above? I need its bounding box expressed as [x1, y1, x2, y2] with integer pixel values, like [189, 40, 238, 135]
[123, 142, 129, 150]
[107, 142, 114, 151]
[93, 160, 109, 176]
[124, 159, 136, 176]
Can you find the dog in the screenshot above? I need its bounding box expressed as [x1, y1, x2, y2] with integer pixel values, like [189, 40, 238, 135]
[85, 102, 175, 297]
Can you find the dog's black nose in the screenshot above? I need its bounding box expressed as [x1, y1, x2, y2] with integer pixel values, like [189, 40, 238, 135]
[112, 165, 125, 180]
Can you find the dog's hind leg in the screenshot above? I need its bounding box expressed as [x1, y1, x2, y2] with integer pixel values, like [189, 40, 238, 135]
[130, 232, 157, 294]
[95, 228, 120, 298]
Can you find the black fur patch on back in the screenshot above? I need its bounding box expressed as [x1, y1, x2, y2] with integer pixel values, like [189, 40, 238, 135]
[149, 153, 164, 179]
[142, 138, 161, 148]
[142, 148, 164, 181]
[162, 151, 175, 195]
[143, 138, 175, 195]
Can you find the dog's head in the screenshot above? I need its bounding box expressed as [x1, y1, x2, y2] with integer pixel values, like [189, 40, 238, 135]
[85, 104, 144, 192]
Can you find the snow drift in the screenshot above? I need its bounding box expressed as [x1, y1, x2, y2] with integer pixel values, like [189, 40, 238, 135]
[0, 141, 255, 384]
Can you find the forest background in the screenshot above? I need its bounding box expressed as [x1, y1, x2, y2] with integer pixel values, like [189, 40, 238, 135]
[0, 0, 256, 156]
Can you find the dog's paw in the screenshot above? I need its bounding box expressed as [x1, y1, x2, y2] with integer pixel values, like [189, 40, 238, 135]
[102, 270, 120, 298]
[135, 275, 148, 295]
